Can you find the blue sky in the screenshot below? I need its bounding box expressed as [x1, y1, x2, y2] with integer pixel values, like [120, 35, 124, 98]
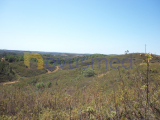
[0, 0, 160, 54]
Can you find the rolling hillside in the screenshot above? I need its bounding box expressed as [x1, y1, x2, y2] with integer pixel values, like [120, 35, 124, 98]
[0, 52, 160, 119]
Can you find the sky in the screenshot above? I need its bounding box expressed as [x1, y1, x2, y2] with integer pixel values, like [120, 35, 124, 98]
[0, 0, 160, 55]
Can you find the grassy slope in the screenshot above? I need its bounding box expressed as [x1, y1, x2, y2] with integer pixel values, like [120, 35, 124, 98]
[0, 53, 160, 119]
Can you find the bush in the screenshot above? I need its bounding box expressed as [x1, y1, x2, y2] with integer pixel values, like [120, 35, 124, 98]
[46, 81, 52, 88]
[28, 79, 38, 85]
[82, 68, 96, 77]
[36, 82, 45, 89]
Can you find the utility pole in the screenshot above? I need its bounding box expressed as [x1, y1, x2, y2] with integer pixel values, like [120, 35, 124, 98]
[145, 44, 146, 54]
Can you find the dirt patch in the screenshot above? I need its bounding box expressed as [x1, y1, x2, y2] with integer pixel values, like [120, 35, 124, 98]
[47, 66, 59, 73]
[97, 71, 109, 77]
[1, 58, 5, 62]
[47, 69, 51, 73]
[3, 80, 19, 86]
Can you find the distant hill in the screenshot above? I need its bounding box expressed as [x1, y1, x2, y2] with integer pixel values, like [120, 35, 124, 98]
[0, 49, 91, 56]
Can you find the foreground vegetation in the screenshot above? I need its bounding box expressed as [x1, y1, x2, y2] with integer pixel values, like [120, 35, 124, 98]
[0, 52, 160, 119]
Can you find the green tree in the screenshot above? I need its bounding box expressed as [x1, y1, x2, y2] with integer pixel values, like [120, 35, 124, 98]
[125, 50, 129, 54]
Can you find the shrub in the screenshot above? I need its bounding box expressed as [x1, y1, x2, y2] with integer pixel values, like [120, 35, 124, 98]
[46, 81, 52, 88]
[28, 79, 38, 85]
[82, 68, 96, 77]
[36, 82, 45, 89]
